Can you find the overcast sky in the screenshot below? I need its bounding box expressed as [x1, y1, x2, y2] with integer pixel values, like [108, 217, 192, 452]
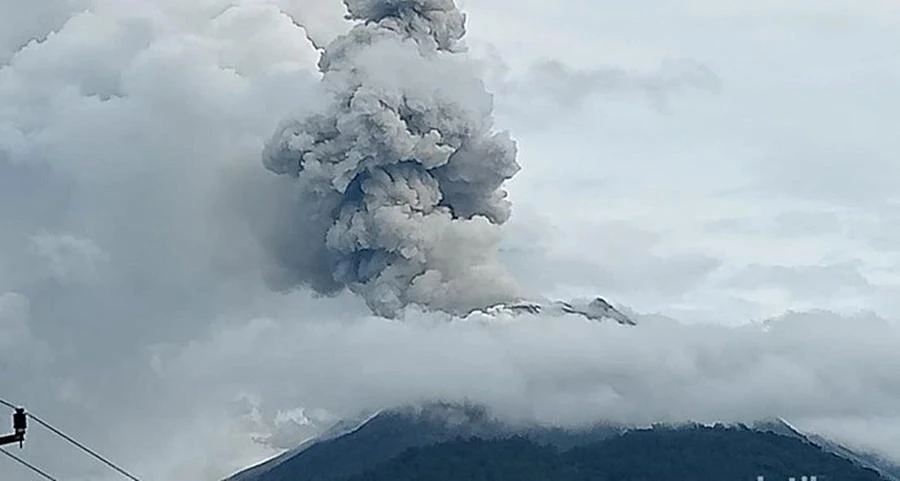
[1, 0, 900, 480]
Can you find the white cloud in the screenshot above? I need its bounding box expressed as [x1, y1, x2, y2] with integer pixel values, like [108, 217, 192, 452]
[0, 293, 33, 352]
[1, 0, 900, 480]
[28, 234, 109, 284]
[149, 309, 900, 462]
[0, 292, 52, 367]
[0, 0, 89, 65]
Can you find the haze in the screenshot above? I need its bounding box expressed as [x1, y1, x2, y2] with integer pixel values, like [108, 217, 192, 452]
[1, 0, 899, 480]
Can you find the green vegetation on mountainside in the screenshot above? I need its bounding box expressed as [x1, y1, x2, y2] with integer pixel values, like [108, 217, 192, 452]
[347, 425, 886, 481]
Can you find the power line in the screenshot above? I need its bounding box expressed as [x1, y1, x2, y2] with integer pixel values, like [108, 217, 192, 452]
[0, 447, 61, 481]
[28, 413, 143, 481]
[0, 397, 142, 481]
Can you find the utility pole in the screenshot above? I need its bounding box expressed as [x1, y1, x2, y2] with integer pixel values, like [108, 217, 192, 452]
[0, 407, 27, 448]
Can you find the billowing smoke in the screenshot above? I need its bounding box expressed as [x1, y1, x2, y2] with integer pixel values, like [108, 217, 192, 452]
[262, 0, 521, 318]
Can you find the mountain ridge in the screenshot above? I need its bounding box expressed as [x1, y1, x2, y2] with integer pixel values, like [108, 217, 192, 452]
[226, 402, 621, 481]
[465, 296, 636, 325]
[343, 425, 889, 481]
[226, 403, 899, 481]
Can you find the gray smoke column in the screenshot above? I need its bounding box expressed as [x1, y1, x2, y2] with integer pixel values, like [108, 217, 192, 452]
[262, 0, 522, 318]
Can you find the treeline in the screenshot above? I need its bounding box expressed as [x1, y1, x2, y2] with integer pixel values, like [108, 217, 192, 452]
[346, 425, 886, 481]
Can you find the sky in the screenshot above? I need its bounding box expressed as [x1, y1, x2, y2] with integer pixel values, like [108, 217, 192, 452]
[1, 0, 900, 480]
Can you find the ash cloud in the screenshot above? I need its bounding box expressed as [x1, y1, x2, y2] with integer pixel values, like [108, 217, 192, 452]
[2, 1, 900, 480]
[262, 0, 522, 318]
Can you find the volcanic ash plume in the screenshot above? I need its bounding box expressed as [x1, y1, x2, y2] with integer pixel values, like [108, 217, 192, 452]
[262, 0, 522, 318]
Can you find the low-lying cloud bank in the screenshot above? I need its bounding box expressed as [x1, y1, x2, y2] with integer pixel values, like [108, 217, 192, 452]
[139, 308, 900, 477]
[174, 309, 900, 427]
[1, 1, 899, 481]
